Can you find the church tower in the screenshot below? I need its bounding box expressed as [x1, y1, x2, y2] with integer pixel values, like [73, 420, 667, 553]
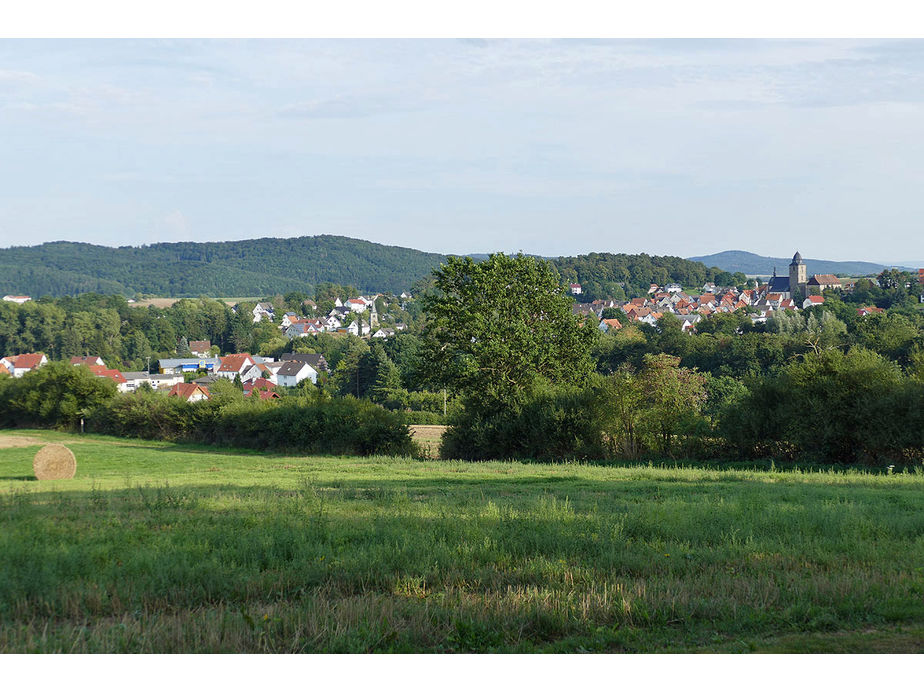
[789, 251, 806, 298]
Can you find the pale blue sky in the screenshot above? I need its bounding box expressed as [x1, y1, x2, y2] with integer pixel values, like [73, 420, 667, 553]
[1, 39, 923, 263]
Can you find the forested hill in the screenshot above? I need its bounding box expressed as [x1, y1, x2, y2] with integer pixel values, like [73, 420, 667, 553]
[688, 250, 912, 276]
[0, 236, 448, 297]
[553, 252, 740, 301]
[0, 234, 739, 299]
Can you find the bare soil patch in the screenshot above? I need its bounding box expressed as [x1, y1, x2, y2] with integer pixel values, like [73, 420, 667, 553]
[0, 435, 50, 449]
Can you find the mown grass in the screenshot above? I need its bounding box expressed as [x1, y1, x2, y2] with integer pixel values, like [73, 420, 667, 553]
[1, 429, 923, 653]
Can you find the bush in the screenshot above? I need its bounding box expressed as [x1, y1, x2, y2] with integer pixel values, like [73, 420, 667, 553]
[0, 363, 117, 429]
[88, 392, 417, 457]
[723, 348, 924, 464]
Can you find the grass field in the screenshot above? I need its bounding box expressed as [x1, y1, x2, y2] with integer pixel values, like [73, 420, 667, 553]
[130, 297, 255, 308]
[1, 429, 923, 653]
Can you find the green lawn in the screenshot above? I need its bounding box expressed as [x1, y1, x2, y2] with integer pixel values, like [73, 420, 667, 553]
[1, 429, 923, 653]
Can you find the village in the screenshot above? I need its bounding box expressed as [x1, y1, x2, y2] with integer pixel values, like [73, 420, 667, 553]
[2, 254, 920, 401]
[574, 252, 898, 333]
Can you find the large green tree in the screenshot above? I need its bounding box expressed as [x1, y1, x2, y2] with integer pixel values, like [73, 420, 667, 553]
[421, 253, 597, 413]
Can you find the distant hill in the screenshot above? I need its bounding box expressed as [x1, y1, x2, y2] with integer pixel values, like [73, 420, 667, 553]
[0, 236, 448, 298]
[688, 250, 913, 277]
[11, 235, 884, 300]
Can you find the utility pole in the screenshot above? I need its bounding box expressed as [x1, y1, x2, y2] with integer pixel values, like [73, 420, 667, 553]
[443, 388, 447, 417]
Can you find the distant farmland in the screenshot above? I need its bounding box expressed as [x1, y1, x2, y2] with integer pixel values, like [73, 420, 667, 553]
[131, 297, 258, 308]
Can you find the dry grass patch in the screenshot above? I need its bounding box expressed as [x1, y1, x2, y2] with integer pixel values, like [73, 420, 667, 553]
[410, 425, 446, 459]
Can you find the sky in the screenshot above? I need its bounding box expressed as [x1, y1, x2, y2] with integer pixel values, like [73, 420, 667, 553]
[1, 38, 923, 263]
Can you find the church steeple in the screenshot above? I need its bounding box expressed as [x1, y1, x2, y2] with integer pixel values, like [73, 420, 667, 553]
[789, 250, 807, 299]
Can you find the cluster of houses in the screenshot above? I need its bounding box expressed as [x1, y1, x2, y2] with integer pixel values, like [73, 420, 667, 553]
[246, 295, 408, 340]
[157, 351, 329, 400]
[0, 349, 331, 403]
[576, 253, 892, 333]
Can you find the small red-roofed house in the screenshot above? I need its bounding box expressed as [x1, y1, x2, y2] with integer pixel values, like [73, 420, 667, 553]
[0, 352, 47, 377]
[698, 293, 717, 305]
[88, 366, 129, 391]
[243, 378, 277, 397]
[189, 340, 211, 357]
[71, 356, 106, 368]
[216, 353, 256, 380]
[168, 383, 211, 402]
[857, 306, 885, 317]
[346, 298, 368, 313]
[598, 318, 623, 333]
[803, 295, 825, 309]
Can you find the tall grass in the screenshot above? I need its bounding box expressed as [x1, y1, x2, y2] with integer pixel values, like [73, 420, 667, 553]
[1, 431, 922, 653]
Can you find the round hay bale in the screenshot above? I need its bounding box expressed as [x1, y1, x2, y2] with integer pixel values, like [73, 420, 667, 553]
[33, 444, 77, 480]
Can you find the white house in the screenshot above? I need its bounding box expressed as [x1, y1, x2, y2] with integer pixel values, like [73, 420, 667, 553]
[285, 320, 322, 338]
[803, 295, 826, 309]
[275, 360, 317, 387]
[252, 302, 275, 323]
[2, 295, 31, 304]
[346, 298, 368, 313]
[168, 383, 211, 402]
[0, 353, 47, 377]
[215, 354, 256, 380]
[569, 283, 582, 295]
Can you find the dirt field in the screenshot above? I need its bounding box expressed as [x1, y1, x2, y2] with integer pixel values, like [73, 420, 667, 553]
[409, 425, 446, 459]
[0, 435, 50, 449]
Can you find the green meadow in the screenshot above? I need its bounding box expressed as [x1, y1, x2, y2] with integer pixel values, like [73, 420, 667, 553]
[1, 430, 923, 653]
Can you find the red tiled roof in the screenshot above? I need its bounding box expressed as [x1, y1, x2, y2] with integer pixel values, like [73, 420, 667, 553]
[805, 295, 825, 304]
[168, 383, 210, 400]
[7, 353, 45, 369]
[218, 354, 254, 373]
[809, 274, 841, 285]
[601, 318, 623, 330]
[95, 368, 126, 384]
[70, 356, 105, 367]
[243, 378, 276, 394]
